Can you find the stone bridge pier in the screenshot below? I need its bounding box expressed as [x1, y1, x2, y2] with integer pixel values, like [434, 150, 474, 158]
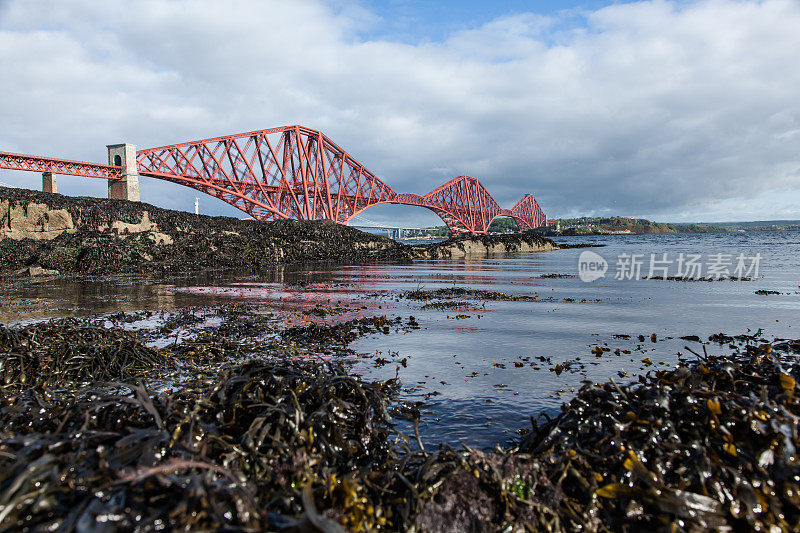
[106, 143, 140, 201]
[37, 143, 140, 202]
[42, 171, 56, 193]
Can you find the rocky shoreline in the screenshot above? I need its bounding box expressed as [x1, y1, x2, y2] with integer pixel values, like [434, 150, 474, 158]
[0, 187, 560, 275]
[1, 307, 798, 531]
[412, 232, 559, 259]
[2, 187, 798, 530]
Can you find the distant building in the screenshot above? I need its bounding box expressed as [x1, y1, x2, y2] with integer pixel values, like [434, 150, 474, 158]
[545, 219, 560, 232]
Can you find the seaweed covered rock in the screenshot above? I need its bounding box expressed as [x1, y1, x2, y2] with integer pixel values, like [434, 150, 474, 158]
[363, 342, 800, 532]
[0, 187, 567, 275]
[0, 186, 411, 274]
[514, 343, 800, 531]
[0, 320, 171, 387]
[2, 307, 799, 531]
[0, 358, 398, 531]
[281, 315, 402, 347]
[413, 232, 558, 259]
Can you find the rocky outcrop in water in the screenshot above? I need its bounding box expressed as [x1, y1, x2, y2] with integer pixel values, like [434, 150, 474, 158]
[0, 187, 561, 275]
[413, 232, 559, 259]
[0, 187, 408, 275]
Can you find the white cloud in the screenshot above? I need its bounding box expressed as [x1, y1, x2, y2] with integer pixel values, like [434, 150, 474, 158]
[1, 0, 799, 225]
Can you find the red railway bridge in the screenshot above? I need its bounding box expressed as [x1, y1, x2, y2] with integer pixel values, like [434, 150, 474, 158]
[0, 125, 545, 233]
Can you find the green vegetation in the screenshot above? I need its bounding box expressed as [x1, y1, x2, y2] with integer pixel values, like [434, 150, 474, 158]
[487, 217, 519, 233]
[671, 223, 729, 233]
[370, 215, 800, 240]
[711, 220, 800, 231]
[408, 217, 521, 237]
[406, 226, 451, 238]
[556, 216, 727, 235]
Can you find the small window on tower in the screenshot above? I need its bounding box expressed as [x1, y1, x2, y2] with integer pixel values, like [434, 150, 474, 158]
[114, 155, 122, 166]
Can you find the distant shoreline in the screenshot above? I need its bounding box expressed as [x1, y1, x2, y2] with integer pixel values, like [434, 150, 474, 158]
[533, 216, 800, 236]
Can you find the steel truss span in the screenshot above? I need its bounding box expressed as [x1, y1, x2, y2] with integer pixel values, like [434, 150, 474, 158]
[0, 125, 546, 233]
[0, 151, 122, 180]
[135, 125, 546, 233]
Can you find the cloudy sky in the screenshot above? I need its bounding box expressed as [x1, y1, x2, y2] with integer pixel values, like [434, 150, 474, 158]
[1, 0, 799, 226]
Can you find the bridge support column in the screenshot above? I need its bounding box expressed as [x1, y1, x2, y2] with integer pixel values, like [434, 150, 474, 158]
[107, 143, 140, 201]
[42, 171, 56, 194]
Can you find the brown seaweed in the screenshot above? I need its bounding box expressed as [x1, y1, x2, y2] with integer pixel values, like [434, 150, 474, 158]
[1, 310, 800, 531]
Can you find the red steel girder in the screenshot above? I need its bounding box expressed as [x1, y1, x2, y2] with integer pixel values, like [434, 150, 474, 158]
[136, 126, 547, 234]
[0, 151, 122, 179]
[0, 126, 546, 235]
[136, 127, 547, 234]
[136, 125, 396, 223]
[421, 175, 502, 233]
[509, 194, 546, 231]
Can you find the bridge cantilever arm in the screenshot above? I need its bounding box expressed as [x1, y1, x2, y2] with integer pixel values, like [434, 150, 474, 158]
[0, 151, 123, 179]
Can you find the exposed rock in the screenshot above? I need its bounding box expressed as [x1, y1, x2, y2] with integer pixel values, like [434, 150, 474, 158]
[0, 187, 409, 275]
[0, 187, 561, 275]
[98, 211, 173, 245]
[1, 199, 76, 240]
[14, 265, 60, 276]
[413, 233, 559, 259]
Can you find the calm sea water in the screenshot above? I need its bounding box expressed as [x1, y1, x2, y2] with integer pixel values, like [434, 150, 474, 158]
[2, 231, 799, 448]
